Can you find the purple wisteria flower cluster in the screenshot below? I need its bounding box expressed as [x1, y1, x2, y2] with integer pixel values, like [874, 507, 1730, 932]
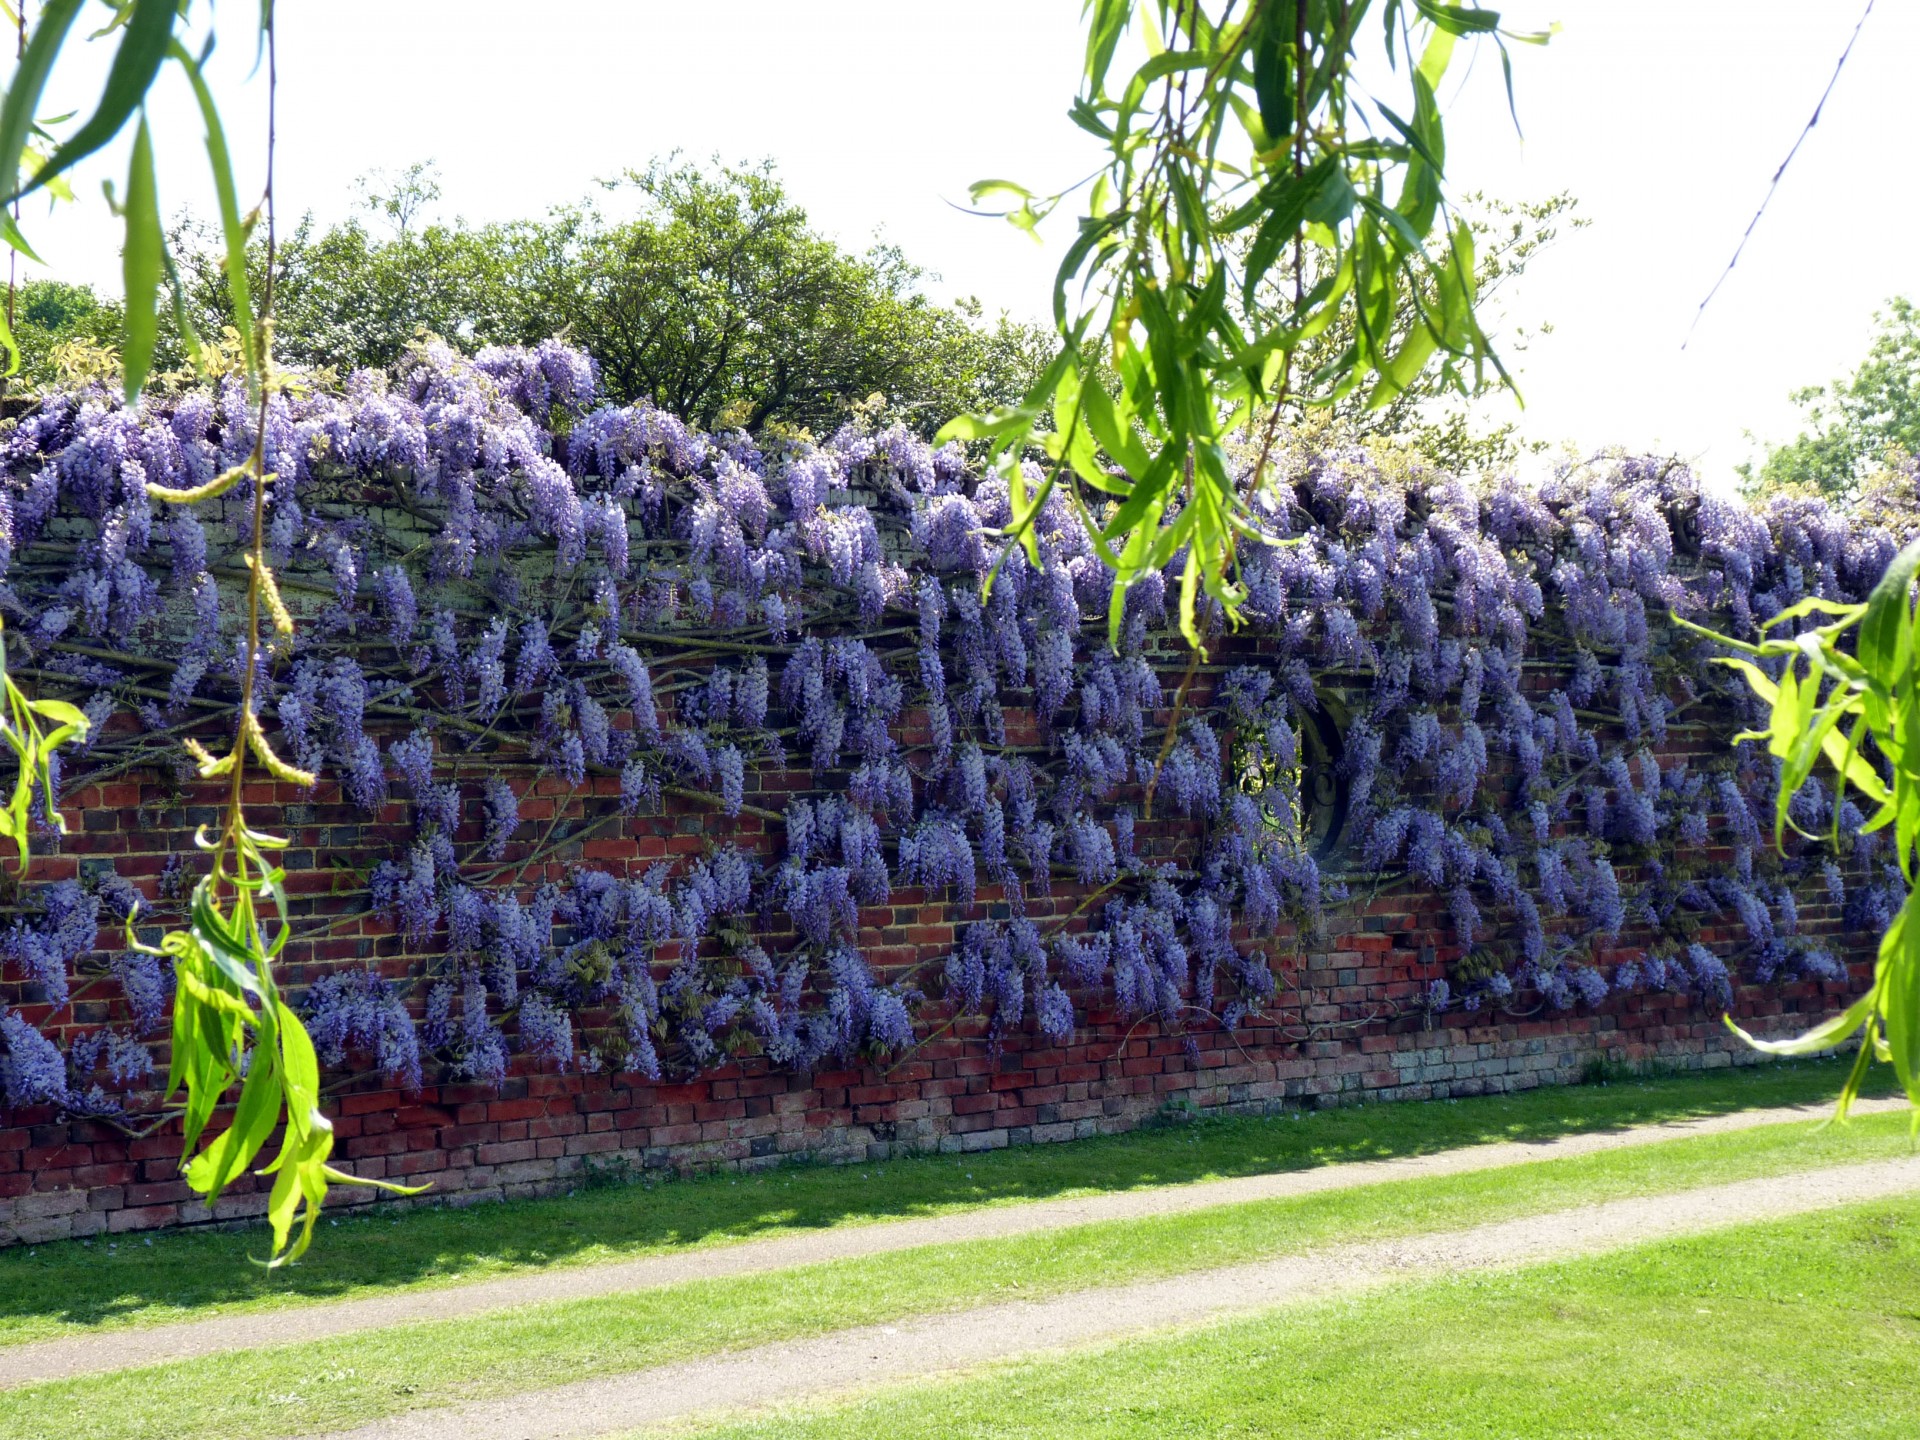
[0, 336, 1898, 1114]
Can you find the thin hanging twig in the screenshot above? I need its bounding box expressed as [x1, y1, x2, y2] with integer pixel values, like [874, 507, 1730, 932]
[1684, 0, 1876, 347]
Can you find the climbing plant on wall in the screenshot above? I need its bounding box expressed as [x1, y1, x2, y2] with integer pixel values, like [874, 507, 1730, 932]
[0, 338, 1900, 1170]
[0, 1, 1908, 1266]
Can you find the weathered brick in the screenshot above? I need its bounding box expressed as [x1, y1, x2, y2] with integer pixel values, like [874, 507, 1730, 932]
[0, 685, 1875, 1245]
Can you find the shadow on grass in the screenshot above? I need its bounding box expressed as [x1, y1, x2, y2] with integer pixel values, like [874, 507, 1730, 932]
[0, 1055, 1882, 1338]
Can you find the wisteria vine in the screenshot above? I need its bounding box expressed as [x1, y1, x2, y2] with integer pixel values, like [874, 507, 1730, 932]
[0, 337, 1901, 1122]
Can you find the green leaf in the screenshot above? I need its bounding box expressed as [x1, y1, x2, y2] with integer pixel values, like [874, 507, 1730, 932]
[938, 345, 1072, 450]
[1416, 16, 1461, 87]
[21, 0, 173, 202]
[1052, 211, 1130, 327]
[1886, 892, 1920, 1104]
[0, 0, 85, 206]
[1302, 168, 1360, 230]
[968, 179, 1034, 207]
[0, 298, 16, 379]
[1374, 98, 1445, 177]
[1142, 497, 1199, 570]
[1248, 3, 1295, 142]
[1067, 94, 1114, 142]
[276, 1000, 322, 1117]
[172, 42, 259, 390]
[1099, 448, 1176, 541]
[24, 697, 88, 729]
[998, 447, 1051, 570]
[1759, 595, 1866, 631]
[274, 1130, 334, 1265]
[1357, 192, 1429, 259]
[120, 114, 162, 402]
[184, 1030, 283, 1198]
[934, 410, 1031, 444]
[0, 207, 43, 264]
[1221, 153, 1338, 237]
[1125, 48, 1210, 95]
[1082, 0, 1132, 94]
[1366, 311, 1441, 408]
[1726, 991, 1875, 1057]
[189, 890, 267, 997]
[1413, 1, 1504, 37]
[176, 1021, 230, 1153]
[1859, 539, 1920, 680]
[1081, 375, 1151, 479]
[262, 1130, 306, 1260]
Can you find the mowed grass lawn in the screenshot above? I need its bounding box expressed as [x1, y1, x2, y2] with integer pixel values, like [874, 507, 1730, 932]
[0, 1061, 1911, 1440]
[0, 1057, 1886, 1347]
[675, 1198, 1920, 1440]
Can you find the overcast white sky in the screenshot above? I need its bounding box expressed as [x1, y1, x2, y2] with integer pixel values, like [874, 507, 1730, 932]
[13, 1, 1913, 487]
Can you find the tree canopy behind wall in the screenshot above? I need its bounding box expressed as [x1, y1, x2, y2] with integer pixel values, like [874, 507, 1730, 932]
[0, 279, 124, 394]
[166, 158, 1054, 437]
[1741, 296, 1920, 501]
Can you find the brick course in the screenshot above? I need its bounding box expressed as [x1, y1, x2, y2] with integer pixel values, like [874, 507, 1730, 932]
[0, 665, 1872, 1245]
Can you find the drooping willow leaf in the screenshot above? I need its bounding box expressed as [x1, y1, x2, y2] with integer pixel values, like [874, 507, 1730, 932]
[0, 617, 90, 874]
[0, 0, 85, 212]
[0, 0, 414, 1260]
[945, 1, 1544, 650]
[1686, 537, 1920, 1127]
[11, 0, 174, 205]
[170, 38, 260, 390]
[119, 113, 163, 400]
[132, 830, 425, 1266]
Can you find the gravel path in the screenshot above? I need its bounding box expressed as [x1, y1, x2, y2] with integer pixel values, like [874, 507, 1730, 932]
[0, 1095, 1902, 1390]
[315, 1153, 1920, 1440]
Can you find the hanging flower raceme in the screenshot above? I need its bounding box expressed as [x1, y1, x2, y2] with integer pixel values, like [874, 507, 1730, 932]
[0, 339, 1896, 1128]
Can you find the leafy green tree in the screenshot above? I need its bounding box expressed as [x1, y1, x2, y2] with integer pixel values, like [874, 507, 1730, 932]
[564, 160, 1053, 433]
[1742, 296, 1920, 499]
[169, 159, 1052, 436]
[0, 277, 122, 394]
[169, 207, 531, 377]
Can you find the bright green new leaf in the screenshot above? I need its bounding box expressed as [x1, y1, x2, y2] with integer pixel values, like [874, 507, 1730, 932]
[1726, 991, 1875, 1057]
[0, 0, 85, 210]
[18, 0, 174, 203]
[1698, 536, 1920, 1126]
[24, 697, 88, 729]
[120, 113, 163, 401]
[1860, 539, 1920, 680]
[172, 41, 260, 390]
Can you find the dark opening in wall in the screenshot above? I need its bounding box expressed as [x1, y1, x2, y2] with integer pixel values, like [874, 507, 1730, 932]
[1230, 680, 1349, 859]
[1297, 699, 1349, 858]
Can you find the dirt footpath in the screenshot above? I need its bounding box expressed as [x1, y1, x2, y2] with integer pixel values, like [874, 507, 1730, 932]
[311, 1153, 1920, 1440]
[0, 1094, 1902, 1392]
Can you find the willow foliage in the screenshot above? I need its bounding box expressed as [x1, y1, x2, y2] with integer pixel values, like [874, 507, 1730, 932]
[946, 0, 1547, 647]
[1686, 546, 1920, 1125]
[1, 0, 423, 1262]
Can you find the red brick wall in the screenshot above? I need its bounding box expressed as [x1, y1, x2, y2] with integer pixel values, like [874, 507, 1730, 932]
[0, 686, 1872, 1247]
